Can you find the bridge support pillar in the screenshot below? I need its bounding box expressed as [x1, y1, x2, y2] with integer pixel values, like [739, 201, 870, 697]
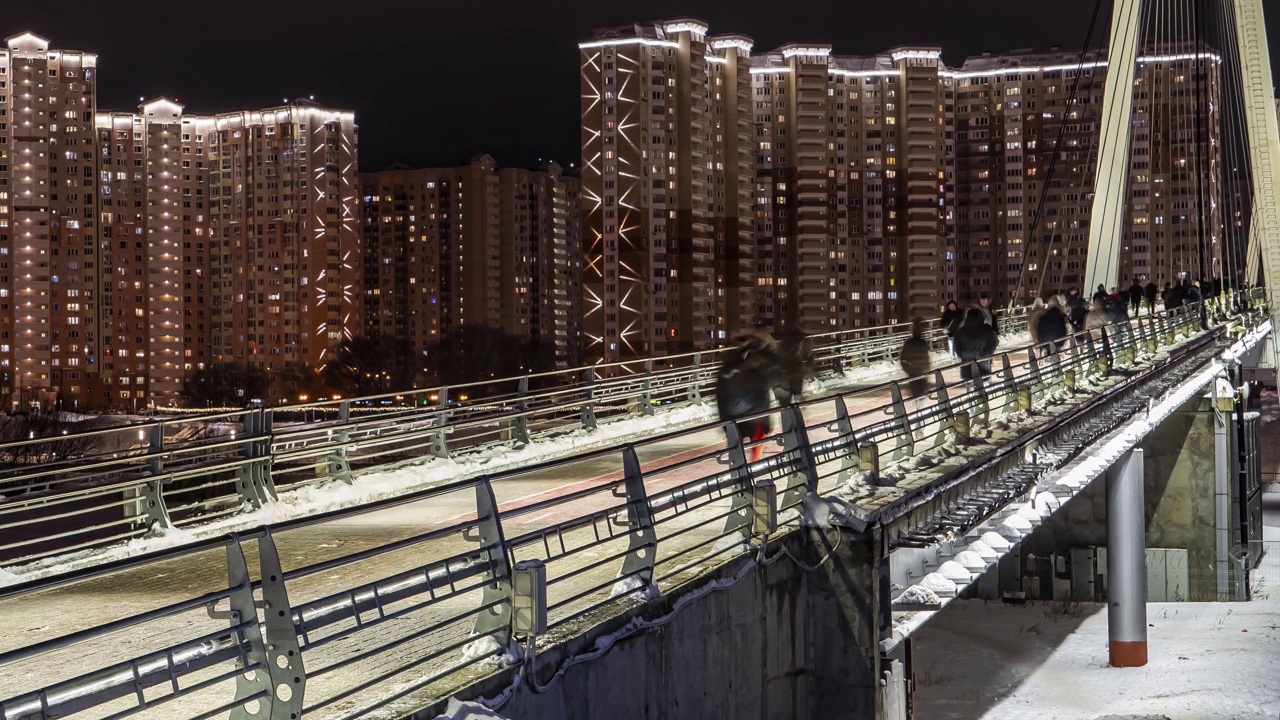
[808, 525, 887, 719]
[1106, 447, 1147, 667]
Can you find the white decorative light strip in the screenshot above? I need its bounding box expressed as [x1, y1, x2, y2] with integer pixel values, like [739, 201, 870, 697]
[710, 38, 753, 52]
[664, 21, 709, 35]
[749, 66, 793, 75]
[891, 49, 942, 62]
[943, 52, 1222, 79]
[579, 38, 678, 50]
[781, 46, 832, 59]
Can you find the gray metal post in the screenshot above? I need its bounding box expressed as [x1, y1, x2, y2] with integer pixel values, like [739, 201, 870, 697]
[148, 423, 165, 476]
[236, 410, 277, 508]
[431, 389, 450, 459]
[639, 359, 655, 416]
[511, 377, 531, 445]
[687, 353, 703, 405]
[833, 394, 860, 485]
[1213, 382, 1233, 597]
[212, 535, 276, 720]
[469, 478, 514, 650]
[779, 405, 820, 510]
[323, 400, 355, 482]
[887, 382, 914, 462]
[615, 446, 657, 596]
[581, 367, 598, 430]
[931, 370, 954, 450]
[720, 421, 754, 543]
[1106, 447, 1147, 667]
[256, 530, 305, 720]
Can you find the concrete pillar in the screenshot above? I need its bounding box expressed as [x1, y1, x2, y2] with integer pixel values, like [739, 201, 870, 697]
[1106, 448, 1148, 667]
[1213, 386, 1233, 597]
[807, 526, 885, 719]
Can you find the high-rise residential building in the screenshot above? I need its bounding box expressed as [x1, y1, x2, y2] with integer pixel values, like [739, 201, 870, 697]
[95, 98, 360, 409]
[579, 19, 755, 364]
[97, 99, 212, 410]
[0, 33, 101, 411]
[953, 47, 1224, 304]
[361, 157, 582, 365]
[751, 45, 955, 331]
[498, 163, 583, 365]
[207, 101, 360, 379]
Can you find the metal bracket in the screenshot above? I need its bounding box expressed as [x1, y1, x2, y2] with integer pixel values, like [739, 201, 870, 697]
[470, 479, 514, 650]
[617, 446, 658, 596]
[887, 382, 914, 462]
[238, 409, 279, 508]
[833, 394, 860, 486]
[779, 406, 820, 511]
[639, 360, 655, 417]
[510, 377, 531, 446]
[931, 371, 955, 451]
[219, 535, 276, 720]
[687, 353, 703, 405]
[137, 479, 172, 531]
[581, 368, 598, 430]
[721, 421, 755, 543]
[431, 390, 451, 459]
[257, 530, 305, 720]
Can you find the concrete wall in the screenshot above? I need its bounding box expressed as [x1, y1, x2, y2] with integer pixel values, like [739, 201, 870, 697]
[422, 527, 885, 720]
[1027, 394, 1225, 600]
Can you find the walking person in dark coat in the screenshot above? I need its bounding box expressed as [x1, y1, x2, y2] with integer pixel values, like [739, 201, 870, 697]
[715, 332, 777, 463]
[899, 318, 933, 398]
[772, 328, 813, 406]
[1128, 279, 1143, 316]
[954, 308, 998, 381]
[1143, 281, 1158, 315]
[1036, 298, 1070, 355]
[940, 300, 963, 355]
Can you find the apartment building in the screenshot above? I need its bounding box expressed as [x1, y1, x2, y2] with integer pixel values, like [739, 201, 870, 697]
[361, 157, 582, 364]
[97, 99, 212, 409]
[579, 19, 754, 364]
[0, 33, 101, 410]
[207, 101, 360, 379]
[953, 48, 1224, 304]
[751, 45, 955, 331]
[498, 163, 583, 366]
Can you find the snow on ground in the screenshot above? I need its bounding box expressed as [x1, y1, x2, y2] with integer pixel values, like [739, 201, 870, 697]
[910, 596, 1280, 720]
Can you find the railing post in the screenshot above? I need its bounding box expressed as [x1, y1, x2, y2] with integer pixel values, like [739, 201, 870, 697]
[780, 405, 820, 510]
[137, 422, 172, 532]
[431, 389, 450, 459]
[887, 382, 914, 462]
[996, 353, 1014, 419]
[256, 530, 305, 720]
[468, 478, 514, 652]
[972, 363, 992, 425]
[720, 421, 754, 544]
[1025, 351, 1043, 407]
[639, 359, 655, 417]
[213, 534, 276, 720]
[510, 377, 531, 445]
[581, 367, 598, 430]
[687, 353, 703, 405]
[237, 409, 277, 508]
[324, 401, 354, 483]
[612, 446, 658, 599]
[148, 423, 165, 476]
[931, 370, 955, 450]
[832, 394, 861, 486]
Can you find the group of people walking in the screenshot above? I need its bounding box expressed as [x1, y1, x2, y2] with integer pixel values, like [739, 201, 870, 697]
[711, 276, 1221, 459]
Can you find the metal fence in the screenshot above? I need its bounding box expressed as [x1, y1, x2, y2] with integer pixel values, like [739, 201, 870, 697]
[0, 308, 1030, 567]
[0, 295, 1263, 720]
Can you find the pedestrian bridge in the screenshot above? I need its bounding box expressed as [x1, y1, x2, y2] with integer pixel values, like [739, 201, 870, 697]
[0, 293, 1269, 720]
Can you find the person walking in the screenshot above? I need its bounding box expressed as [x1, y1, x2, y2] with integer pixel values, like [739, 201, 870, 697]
[1037, 297, 1070, 355]
[1128, 278, 1143, 316]
[954, 308, 998, 381]
[1144, 280, 1158, 315]
[772, 328, 813, 406]
[715, 331, 777, 463]
[899, 318, 933, 398]
[941, 300, 963, 355]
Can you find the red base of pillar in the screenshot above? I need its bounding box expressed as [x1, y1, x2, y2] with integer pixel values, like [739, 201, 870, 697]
[1109, 640, 1148, 667]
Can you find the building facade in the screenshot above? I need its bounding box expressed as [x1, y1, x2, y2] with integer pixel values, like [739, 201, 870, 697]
[361, 158, 582, 365]
[579, 19, 754, 364]
[751, 45, 956, 331]
[0, 33, 101, 410]
[953, 48, 1224, 305]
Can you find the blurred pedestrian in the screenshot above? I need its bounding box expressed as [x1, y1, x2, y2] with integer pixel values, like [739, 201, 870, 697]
[715, 331, 777, 463]
[954, 308, 998, 381]
[899, 318, 932, 398]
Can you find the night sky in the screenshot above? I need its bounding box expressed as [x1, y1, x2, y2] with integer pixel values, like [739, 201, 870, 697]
[7, 0, 1279, 172]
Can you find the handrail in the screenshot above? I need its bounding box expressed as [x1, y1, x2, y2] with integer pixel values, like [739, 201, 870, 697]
[0, 290, 1266, 720]
[0, 305, 1030, 569]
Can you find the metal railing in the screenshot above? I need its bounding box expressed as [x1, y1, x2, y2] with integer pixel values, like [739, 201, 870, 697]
[0, 293, 1263, 720]
[0, 308, 1030, 568]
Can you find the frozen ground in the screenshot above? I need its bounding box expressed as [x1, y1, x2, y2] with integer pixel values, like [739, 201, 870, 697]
[911, 494, 1280, 720]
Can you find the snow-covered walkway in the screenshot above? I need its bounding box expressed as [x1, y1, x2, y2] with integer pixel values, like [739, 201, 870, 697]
[911, 493, 1280, 720]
